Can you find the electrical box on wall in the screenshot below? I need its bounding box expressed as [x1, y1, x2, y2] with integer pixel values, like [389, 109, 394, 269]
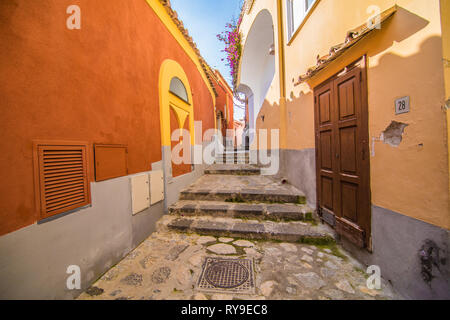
[150, 170, 164, 205]
[131, 174, 150, 215]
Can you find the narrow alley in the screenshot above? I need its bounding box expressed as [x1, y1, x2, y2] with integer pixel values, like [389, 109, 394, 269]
[1, 0, 449, 303]
[79, 152, 400, 300]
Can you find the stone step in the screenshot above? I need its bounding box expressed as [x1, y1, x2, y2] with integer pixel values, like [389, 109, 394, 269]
[217, 150, 249, 154]
[214, 160, 251, 165]
[162, 215, 335, 243]
[216, 151, 249, 155]
[180, 174, 306, 204]
[215, 156, 250, 163]
[216, 154, 249, 158]
[215, 152, 250, 158]
[204, 164, 260, 175]
[215, 156, 250, 161]
[169, 200, 314, 221]
[180, 188, 306, 204]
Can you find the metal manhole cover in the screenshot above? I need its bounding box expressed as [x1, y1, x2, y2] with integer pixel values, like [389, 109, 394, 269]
[197, 257, 255, 294]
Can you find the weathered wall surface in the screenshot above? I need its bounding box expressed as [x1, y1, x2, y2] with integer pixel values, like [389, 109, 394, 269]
[240, 0, 449, 230]
[343, 205, 450, 300]
[0, 0, 215, 236]
[238, 0, 450, 299]
[291, 0, 448, 230]
[0, 168, 164, 299]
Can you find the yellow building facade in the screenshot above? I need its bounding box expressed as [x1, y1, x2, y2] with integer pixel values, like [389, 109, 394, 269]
[238, 0, 449, 299]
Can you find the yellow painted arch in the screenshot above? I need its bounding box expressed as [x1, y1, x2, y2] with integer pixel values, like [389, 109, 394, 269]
[159, 59, 195, 147]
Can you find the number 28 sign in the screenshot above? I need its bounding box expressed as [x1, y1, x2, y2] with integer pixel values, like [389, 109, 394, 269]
[395, 96, 410, 115]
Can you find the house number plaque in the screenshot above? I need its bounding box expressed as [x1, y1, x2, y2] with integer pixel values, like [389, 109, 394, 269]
[395, 96, 410, 115]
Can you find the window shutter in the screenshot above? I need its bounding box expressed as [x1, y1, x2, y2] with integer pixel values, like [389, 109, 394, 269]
[36, 143, 90, 219]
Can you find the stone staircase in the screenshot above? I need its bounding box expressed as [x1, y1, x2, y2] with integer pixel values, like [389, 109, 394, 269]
[161, 151, 335, 243]
[214, 150, 250, 164]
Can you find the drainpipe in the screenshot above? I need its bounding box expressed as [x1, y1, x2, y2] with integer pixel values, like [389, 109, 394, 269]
[277, 0, 287, 150]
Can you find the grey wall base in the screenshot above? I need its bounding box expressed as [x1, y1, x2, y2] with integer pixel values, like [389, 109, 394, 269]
[341, 205, 450, 300]
[0, 171, 163, 299]
[279, 149, 316, 209]
[0, 154, 203, 300]
[161, 145, 206, 212]
[251, 148, 316, 208]
[272, 149, 317, 209]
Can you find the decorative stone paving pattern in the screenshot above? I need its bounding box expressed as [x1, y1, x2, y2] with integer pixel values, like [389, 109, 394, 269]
[77, 230, 402, 301]
[207, 243, 237, 255]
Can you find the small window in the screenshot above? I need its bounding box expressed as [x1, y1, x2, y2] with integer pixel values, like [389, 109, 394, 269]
[33, 141, 91, 220]
[169, 77, 189, 103]
[286, 0, 316, 40]
[94, 144, 128, 182]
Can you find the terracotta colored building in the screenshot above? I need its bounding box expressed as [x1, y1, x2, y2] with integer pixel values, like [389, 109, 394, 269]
[238, 0, 449, 299]
[0, 0, 218, 299]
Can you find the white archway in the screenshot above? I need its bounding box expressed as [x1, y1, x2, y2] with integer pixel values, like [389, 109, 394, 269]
[238, 9, 275, 133]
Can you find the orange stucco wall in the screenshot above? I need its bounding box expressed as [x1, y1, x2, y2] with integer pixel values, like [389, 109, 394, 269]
[239, 0, 449, 230]
[227, 93, 235, 130]
[214, 75, 234, 135]
[0, 0, 214, 236]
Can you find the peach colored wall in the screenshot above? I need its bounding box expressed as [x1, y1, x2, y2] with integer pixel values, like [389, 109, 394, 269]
[240, 0, 449, 229]
[0, 0, 214, 236]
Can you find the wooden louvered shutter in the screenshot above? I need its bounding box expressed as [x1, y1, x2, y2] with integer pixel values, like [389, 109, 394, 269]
[36, 143, 91, 219]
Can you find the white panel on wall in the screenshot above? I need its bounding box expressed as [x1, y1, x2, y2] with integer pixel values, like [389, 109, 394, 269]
[131, 174, 150, 215]
[150, 170, 164, 205]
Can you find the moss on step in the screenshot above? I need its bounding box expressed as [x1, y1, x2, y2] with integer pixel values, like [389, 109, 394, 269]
[319, 244, 347, 261]
[354, 266, 369, 279]
[302, 212, 319, 226]
[297, 236, 347, 260]
[298, 235, 336, 246]
[225, 197, 246, 203]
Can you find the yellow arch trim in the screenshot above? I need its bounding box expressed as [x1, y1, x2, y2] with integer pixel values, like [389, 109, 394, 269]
[159, 59, 195, 147]
[169, 104, 189, 130]
[146, 0, 216, 106]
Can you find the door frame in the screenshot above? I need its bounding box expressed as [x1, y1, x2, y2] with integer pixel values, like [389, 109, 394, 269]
[313, 55, 372, 250]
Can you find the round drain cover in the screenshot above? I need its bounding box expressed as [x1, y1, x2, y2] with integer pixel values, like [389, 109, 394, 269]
[205, 260, 250, 289]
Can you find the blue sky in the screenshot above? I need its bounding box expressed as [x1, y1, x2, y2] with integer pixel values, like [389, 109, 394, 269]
[170, 0, 243, 88]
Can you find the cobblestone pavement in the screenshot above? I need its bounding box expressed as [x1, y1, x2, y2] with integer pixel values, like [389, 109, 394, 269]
[78, 229, 402, 300]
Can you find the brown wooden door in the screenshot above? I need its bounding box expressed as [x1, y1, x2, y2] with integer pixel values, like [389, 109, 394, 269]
[314, 57, 371, 249]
